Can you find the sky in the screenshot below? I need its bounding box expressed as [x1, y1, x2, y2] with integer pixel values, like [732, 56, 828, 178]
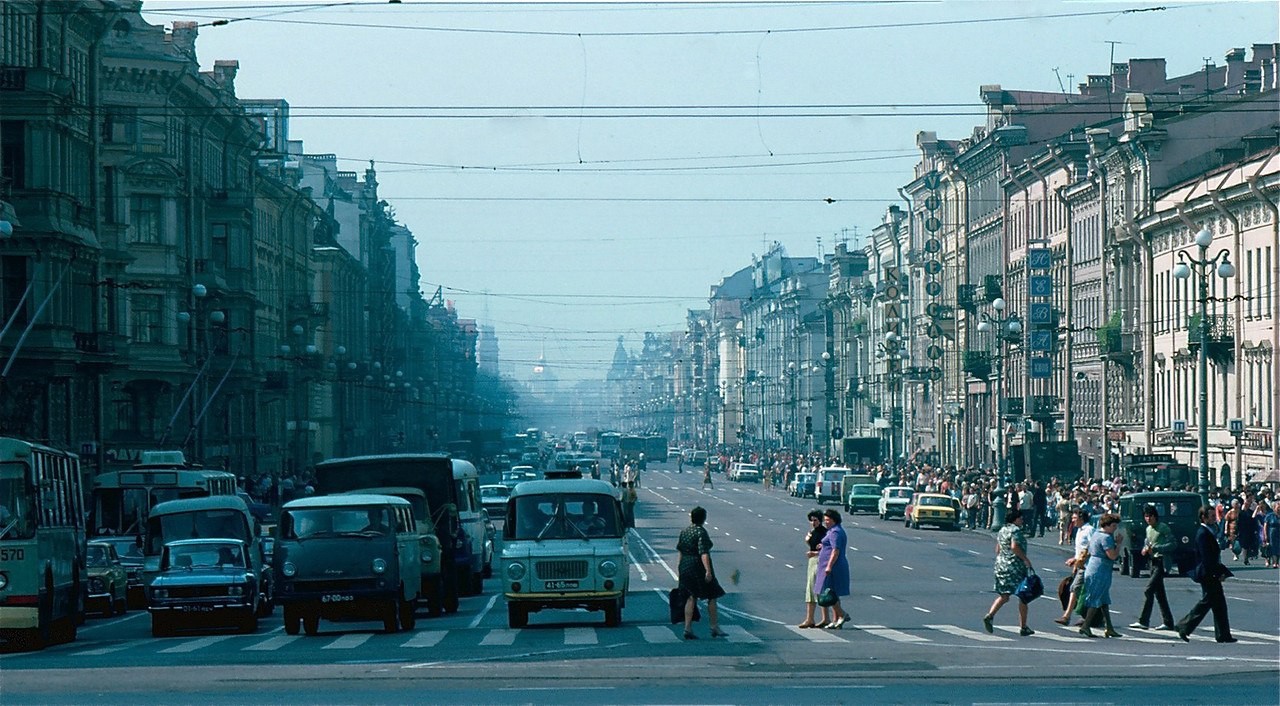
[141, 0, 1278, 382]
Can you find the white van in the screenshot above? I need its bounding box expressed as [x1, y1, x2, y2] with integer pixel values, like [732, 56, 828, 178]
[452, 458, 487, 595]
[816, 466, 851, 505]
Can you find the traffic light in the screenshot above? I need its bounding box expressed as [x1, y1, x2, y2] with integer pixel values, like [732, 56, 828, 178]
[774, 421, 782, 434]
[805, 416, 813, 436]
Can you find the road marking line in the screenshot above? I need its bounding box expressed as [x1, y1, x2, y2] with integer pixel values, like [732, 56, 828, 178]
[480, 629, 518, 646]
[854, 624, 930, 643]
[564, 627, 598, 645]
[925, 624, 1012, 642]
[735, 538, 741, 542]
[469, 594, 499, 628]
[764, 554, 775, 559]
[158, 635, 235, 653]
[322, 633, 373, 650]
[638, 625, 680, 643]
[627, 549, 649, 582]
[1051, 624, 1170, 645]
[994, 625, 1085, 642]
[870, 595, 885, 601]
[722, 625, 761, 643]
[401, 631, 446, 648]
[902, 565, 914, 571]
[787, 625, 846, 642]
[849, 546, 859, 551]
[1226, 596, 1253, 602]
[912, 606, 931, 613]
[784, 563, 796, 569]
[244, 635, 302, 651]
[1231, 629, 1280, 642]
[749, 545, 757, 550]
[872, 555, 883, 561]
[967, 550, 981, 556]
[72, 639, 148, 656]
[939, 576, 953, 582]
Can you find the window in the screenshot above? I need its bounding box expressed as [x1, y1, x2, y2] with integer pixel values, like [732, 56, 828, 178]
[1, 255, 28, 327]
[211, 223, 229, 268]
[129, 293, 163, 344]
[129, 195, 162, 244]
[1, 120, 24, 189]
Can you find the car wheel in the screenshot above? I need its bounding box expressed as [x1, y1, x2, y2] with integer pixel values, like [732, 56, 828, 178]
[302, 611, 320, 636]
[398, 597, 417, 631]
[151, 615, 171, 638]
[284, 606, 301, 635]
[102, 593, 115, 618]
[114, 595, 127, 616]
[507, 603, 528, 629]
[383, 601, 400, 634]
[603, 599, 622, 628]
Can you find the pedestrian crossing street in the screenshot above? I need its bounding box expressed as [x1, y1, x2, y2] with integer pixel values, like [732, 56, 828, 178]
[63, 623, 1276, 658]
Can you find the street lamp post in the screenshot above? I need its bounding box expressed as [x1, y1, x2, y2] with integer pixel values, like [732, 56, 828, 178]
[977, 297, 1023, 485]
[1172, 227, 1235, 496]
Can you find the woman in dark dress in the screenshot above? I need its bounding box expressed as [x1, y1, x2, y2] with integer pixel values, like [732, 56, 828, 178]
[677, 506, 727, 640]
[813, 509, 850, 629]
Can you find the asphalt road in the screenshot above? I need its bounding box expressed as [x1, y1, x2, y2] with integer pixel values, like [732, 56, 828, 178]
[3, 465, 1277, 704]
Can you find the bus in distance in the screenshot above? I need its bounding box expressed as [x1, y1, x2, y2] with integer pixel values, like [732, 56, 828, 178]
[0, 438, 86, 651]
[91, 451, 237, 537]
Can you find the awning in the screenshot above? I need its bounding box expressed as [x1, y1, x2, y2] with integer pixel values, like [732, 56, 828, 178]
[1248, 468, 1280, 484]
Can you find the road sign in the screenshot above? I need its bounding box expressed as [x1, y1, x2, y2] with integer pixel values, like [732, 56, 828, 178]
[1229, 418, 1244, 436]
[831, 427, 844, 440]
[1172, 419, 1187, 433]
[1028, 248, 1052, 270]
[1029, 275, 1053, 298]
[1029, 356, 1052, 379]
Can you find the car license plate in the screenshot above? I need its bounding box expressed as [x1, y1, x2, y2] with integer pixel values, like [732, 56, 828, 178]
[544, 580, 579, 590]
[179, 605, 215, 613]
[322, 593, 355, 603]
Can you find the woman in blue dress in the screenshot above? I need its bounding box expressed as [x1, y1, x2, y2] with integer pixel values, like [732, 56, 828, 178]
[1080, 513, 1122, 638]
[1262, 502, 1280, 569]
[813, 509, 850, 629]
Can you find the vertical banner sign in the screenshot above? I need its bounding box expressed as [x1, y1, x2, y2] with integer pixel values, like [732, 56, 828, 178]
[922, 171, 944, 382]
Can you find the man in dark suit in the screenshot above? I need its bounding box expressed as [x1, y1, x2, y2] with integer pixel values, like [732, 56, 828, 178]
[1175, 505, 1236, 643]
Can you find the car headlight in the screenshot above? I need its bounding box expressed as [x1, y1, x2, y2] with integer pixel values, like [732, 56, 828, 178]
[0, 573, 9, 590]
[372, 558, 387, 574]
[89, 577, 105, 592]
[505, 562, 526, 581]
[420, 551, 433, 563]
[152, 588, 168, 600]
[598, 560, 618, 578]
[228, 586, 243, 596]
[281, 561, 297, 577]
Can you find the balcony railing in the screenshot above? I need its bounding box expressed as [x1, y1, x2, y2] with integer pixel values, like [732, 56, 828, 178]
[74, 332, 116, 354]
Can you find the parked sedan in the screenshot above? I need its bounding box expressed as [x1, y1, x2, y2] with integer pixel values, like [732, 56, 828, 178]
[148, 539, 262, 637]
[86, 541, 129, 617]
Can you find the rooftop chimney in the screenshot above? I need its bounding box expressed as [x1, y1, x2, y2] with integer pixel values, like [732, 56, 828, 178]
[1078, 75, 1111, 98]
[1225, 47, 1247, 89]
[170, 21, 198, 60]
[1111, 63, 1129, 91]
[1126, 58, 1167, 92]
[213, 59, 239, 94]
[1253, 43, 1278, 91]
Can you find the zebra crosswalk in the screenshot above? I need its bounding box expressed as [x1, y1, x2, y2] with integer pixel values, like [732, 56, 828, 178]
[59, 619, 1269, 659]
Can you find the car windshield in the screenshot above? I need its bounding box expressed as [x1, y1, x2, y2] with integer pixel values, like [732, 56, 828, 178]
[148, 509, 250, 555]
[167, 542, 245, 570]
[98, 537, 144, 561]
[886, 488, 913, 499]
[798, 474, 815, 482]
[821, 471, 845, 482]
[282, 506, 394, 539]
[0, 462, 34, 540]
[507, 493, 622, 540]
[920, 496, 951, 507]
[853, 485, 879, 495]
[481, 486, 510, 501]
[86, 544, 114, 567]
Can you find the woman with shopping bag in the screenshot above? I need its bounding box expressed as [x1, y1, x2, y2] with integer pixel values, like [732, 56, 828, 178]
[982, 507, 1036, 636]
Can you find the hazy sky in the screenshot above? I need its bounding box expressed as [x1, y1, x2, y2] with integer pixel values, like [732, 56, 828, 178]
[142, 0, 1277, 382]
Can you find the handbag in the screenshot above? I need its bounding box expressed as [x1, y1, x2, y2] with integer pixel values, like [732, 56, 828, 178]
[1015, 572, 1044, 604]
[816, 588, 838, 607]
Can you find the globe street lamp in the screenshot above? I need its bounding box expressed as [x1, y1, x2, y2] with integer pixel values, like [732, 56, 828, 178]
[978, 298, 1023, 485]
[1172, 227, 1235, 495]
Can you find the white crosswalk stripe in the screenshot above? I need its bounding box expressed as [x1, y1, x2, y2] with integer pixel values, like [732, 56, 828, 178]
[720, 625, 760, 643]
[1230, 629, 1279, 643]
[994, 625, 1086, 643]
[787, 625, 846, 642]
[243, 635, 302, 651]
[564, 627, 598, 645]
[72, 639, 148, 656]
[637, 625, 680, 643]
[925, 624, 1013, 642]
[480, 629, 518, 646]
[158, 635, 235, 653]
[853, 624, 930, 643]
[322, 633, 372, 649]
[401, 631, 447, 648]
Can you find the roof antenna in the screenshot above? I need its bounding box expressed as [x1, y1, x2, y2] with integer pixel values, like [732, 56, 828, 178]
[1052, 67, 1067, 94]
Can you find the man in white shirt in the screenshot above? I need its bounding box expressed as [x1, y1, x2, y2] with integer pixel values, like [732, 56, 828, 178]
[1056, 508, 1095, 625]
